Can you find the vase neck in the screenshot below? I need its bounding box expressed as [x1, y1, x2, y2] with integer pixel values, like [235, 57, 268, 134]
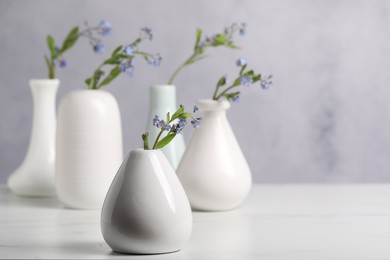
[25, 79, 59, 163]
[150, 85, 177, 108]
[197, 99, 230, 116]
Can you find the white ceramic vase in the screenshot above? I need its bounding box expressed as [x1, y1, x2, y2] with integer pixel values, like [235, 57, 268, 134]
[56, 89, 123, 209]
[177, 99, 252, 211]
[146, 85, 185, 169]
[7, 79, 59, 197]
[101, 149, 192, 254]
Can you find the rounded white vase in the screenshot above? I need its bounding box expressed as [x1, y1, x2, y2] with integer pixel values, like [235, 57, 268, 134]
[101, 149, 192, 254]
[7, 79, 59, 197]
[177, 99, 252, 211]
[56, 89, 123, 209]
[146, 85, 185, 169]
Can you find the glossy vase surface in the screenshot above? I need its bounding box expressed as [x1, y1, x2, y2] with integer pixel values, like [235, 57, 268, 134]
[101, 149, 192, 254]
[146, 85, 185, 169]
[8, 79, 59, 197]
[56, 89, 123, 209]
[177, 99, 252, 211]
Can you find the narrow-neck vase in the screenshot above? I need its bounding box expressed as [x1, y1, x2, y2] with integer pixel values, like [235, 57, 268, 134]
[7, 79, 59, 197]
[146, 85, 185, 169]
[177, 99, 252, 211]
[101, 149, 192, 254]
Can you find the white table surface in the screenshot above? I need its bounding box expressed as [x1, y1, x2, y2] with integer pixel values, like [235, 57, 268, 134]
[1, 184, 390, 260]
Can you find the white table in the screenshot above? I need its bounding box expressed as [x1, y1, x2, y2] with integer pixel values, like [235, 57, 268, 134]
[1, 184, 390, 259]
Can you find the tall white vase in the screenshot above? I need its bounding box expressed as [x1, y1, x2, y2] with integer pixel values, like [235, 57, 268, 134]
[7, 79, 59, 197]
[146, 85, 185, 169]
[101, 149, 192, 254]
[177, 99, 252, 211]
[56, 89, 123, 209]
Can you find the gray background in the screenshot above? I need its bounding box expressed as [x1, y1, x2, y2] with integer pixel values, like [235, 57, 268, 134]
[1, 0, 390, 183]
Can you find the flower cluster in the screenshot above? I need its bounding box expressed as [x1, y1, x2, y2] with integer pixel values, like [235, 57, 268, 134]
[143, 105, 202, 150]
[212, 58, 272, 102]
[85, 27, 161, 89]
[167, 22, 246, 84]
[45, 20, 112, 79]
[85, 20, 112, 54]
[140, 27, 153, 40]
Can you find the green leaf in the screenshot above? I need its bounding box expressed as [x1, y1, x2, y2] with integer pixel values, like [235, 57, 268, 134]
[44, 55, 51, 68]
[217, 76, 227, 88]
[170, 106, 184, 121]
[103, 57, 120, 65]
[252, 74, 261, 82]
[85, 78, 92, 88]
[47, 35, 56, 59]
[155, 133, 176, 149]
[97, 66, 121, 89]
[227, 43, 240, 49]
[111, 45, 123, 57]
[192, 55, 208, 63]
[239, 64, 247, 75]
[116, 53, 133, 59]
[142, 132, 149, 150]
[61, 27, 79, 53]
[245, 70, 255, 76]
[224, 91, 240, 101]
[180, 112, 191, 119]
[233, 78, 241, 86]
[131, 37, 141, 47]
[166, 112, 171, 123]
[194, 28, 202, 51]
[212, 34, 227, 46]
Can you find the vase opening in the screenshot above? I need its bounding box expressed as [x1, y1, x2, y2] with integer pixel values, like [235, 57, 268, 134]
[197, 99, 231, 112]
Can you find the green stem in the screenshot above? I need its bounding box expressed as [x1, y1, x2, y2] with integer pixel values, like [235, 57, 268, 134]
[142, 134, 149, 150]
[212, 83, 220, 100]
[168, 53, 197, 85]
[214, 83, 239, 100]
[45, 55, 55, 79]
[152, 130, 164, 149]
[91, 63, 105, 89]
[151, 115, 177, 149]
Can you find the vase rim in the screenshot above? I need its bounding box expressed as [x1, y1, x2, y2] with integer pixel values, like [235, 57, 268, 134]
[151, 84, 176, 89]
[132, 148, 162, 153]
[30, 79, 60, 83]
[197, 99, 230, 111]
[69, 88, 110, 93]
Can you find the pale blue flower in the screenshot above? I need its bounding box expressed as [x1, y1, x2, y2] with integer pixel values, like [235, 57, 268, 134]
[59, 59, 67, 68]
[124, 45, 133, 55]
[239, 23, 247, 36]
[191, 117, 202, 128]
[153, 115, 159, 126]
[124, 66, 134, 77]
[55, 59, 67, 68]
[93, 42, 105, 54]
[178, 118, 187, 128]
[240, 75, 253, 87]
[99, 20, 112, 36]
[236, 58, 247, 67]
[260, 75, 273, 90]
[162, 124, 171, 131]
[147, 55, 162, 66]
[232, 94, 240, 103]
[141, 27, 153, 40]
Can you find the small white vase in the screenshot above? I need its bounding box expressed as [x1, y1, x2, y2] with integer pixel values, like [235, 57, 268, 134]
[7, 79, 59, 197]
[177, 99, 252, 211]
[146, 85, 185, 169]
[56, 89, 123, 209]
[101, 149, 192, 254]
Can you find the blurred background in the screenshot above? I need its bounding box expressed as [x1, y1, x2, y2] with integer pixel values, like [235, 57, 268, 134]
[1, 0, 390, 183]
